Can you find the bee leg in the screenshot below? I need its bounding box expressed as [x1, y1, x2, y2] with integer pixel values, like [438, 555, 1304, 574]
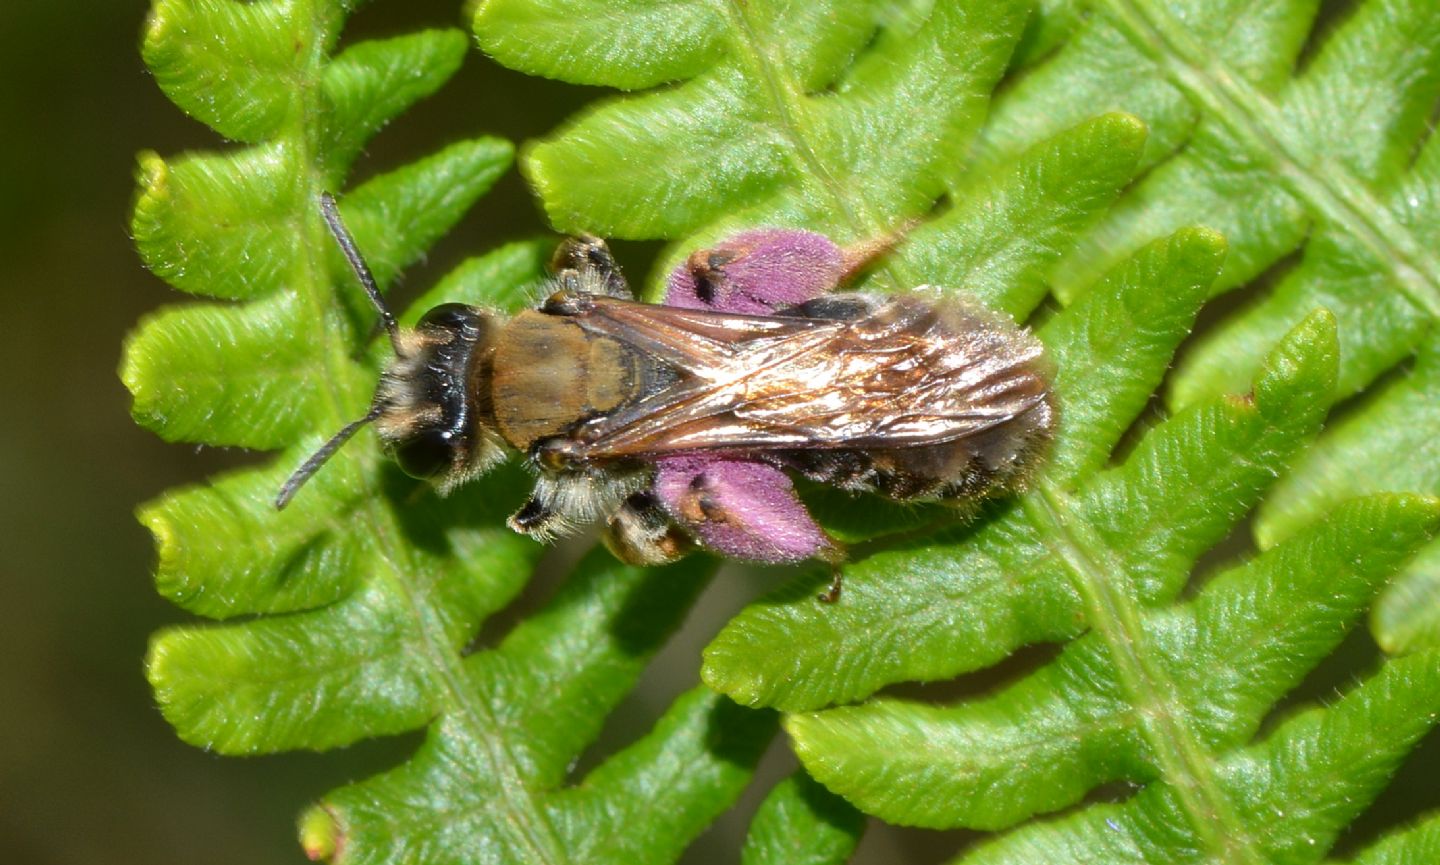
[653, 456, 843, 567]
[665, 229, 849, 314]
[507, 494, 567, 541]
[816, 545, 848, 603]
[836, 220, 915, 283]
[602, 491, 695, 566]
[551, 234, 632, 299]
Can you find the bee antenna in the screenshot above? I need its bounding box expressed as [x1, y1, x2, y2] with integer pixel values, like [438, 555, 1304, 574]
[319, 192, 403, 354]
[275, 404, 386, 510]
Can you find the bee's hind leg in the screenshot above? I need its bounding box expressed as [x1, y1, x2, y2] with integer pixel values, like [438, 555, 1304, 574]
[818, 566, 845, 605]
[665, 229, 846, 314]
[653, 456, 845, 590]
[507, 494, 563, 539]
[664, 226, 902, 315]
[603, 490, 695, 565]
[551, 234, 632, 298]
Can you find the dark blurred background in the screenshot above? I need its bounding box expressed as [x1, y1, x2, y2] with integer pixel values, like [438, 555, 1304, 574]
[4, 2, 1437, 864]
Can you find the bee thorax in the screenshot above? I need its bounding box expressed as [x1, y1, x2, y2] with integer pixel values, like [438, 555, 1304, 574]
[491, 309, 673, 452]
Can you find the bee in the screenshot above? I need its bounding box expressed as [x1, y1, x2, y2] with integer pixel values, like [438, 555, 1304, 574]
[278, 194, 1055, 601]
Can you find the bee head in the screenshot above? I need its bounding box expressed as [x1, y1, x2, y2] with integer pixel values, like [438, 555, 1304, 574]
[275, 193, 507, 510]
[373, 303, 505, 486]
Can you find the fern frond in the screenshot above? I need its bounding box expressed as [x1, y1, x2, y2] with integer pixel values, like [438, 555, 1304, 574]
[994, 0, 1440, 308]
[303, 552, 772, 864]
[1259, 344, 1440, 656]
[478, 0, 1048, 294]
[1013, 0, 1440, 676]
[791, 491, 1439, 832]
[131, 0, 1440, 861]
[960, 647, 1440, 864]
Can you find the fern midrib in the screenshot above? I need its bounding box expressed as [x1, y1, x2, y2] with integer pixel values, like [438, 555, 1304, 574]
[288, 6, 568, 860]
[1101, 0, 1440, 320]
[1027, 482, 1266, 864]
[715, 0, 915, 290]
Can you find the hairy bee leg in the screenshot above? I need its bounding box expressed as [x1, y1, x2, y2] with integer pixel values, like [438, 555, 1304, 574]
[551, 234, 632, 298]
[836, 218, 917, 284]
[603, 491, 695, 566]
[507, 495, 564, 540]
[664, 229, 848, 314]
[653, 456, 841, 565]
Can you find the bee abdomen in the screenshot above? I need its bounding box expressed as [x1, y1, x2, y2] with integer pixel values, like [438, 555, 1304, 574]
[778, 450, 879, 491]
[870, 396, 1054, 502]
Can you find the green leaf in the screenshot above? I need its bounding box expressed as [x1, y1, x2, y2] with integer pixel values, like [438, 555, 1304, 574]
[999, 0, 1440, 305]
[1257, 344, 1440, 656]
[897, 111, 1148, 317]
[741, 773, 865, 865]
[131, 144, 305, 301]
[494, 0, 1028, 258]
[963, 647, 1440, 864]
[1371, 541, 1440, 656]
[1012, 0, 1086, 68]
[475, 0, 726, 90]
[143, 0, 330, 143]
[321, 30, 469, 172]
[1172, 107, 1440, 407]
[306, 553, 775, 864]
[787, 494, 1440, 829]
[978, 0, 1319, 174]
[1350, 813, 1440, 865]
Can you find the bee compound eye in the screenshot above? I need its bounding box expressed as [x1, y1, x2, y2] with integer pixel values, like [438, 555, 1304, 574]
[419, 303, 486, 337]
[393, 428, 457, 480]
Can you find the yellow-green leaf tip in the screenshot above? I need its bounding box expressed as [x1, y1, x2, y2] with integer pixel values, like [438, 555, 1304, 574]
[298, 804, 340, 862]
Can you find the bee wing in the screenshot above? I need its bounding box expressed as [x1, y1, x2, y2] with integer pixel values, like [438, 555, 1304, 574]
[569, 294, 839, 367]
[566, 293, 1050, 459]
